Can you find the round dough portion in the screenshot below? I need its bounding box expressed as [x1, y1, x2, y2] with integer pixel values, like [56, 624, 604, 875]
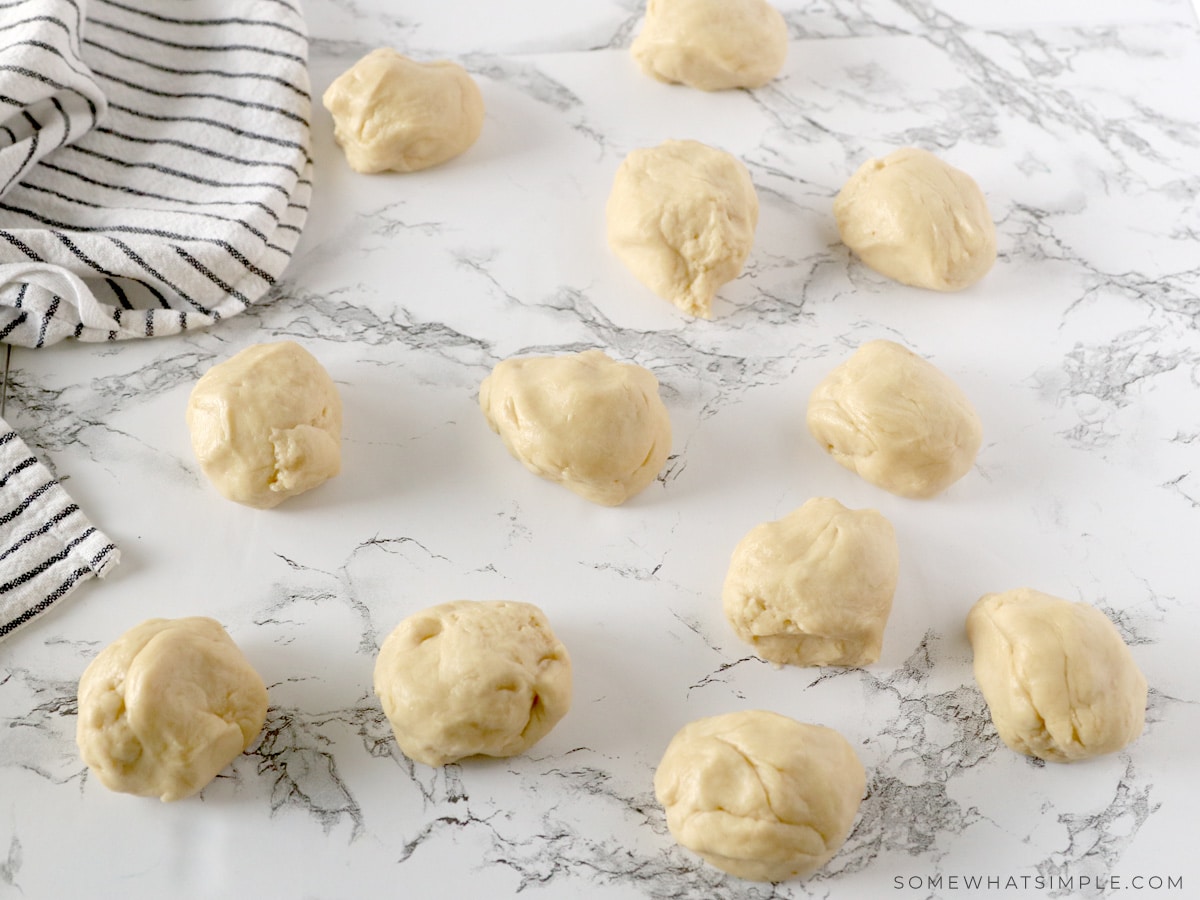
[632, 0, 788, 91]
[807, 339, 982, 499]
[607, 139, 758, 318]
[187, 341, 342, 509]
[374, 600, 572, 767]
[654, 710, 865, 882]
[76, 617, 268, 802]
[723, 497, 898, 667]
[479, 349, 672, 506]
[322, 48, 484, 174]
[834, 147, 996, 291]
[966, 588, 1147, 763]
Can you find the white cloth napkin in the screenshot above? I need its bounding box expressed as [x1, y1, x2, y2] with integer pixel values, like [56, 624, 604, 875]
[0, 0, 313, 636]
[0, 420, 119, 637]
[0, 0, 312, 345]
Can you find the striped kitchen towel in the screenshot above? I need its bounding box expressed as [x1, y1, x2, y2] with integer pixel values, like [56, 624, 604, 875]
[0, 0, 312, 346]
[0, 422, 118, 638]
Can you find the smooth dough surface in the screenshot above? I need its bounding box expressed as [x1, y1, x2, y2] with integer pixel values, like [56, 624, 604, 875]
[76, 617, 268, 802]
[966, 588, 1147, 762]
[632, 0, 788, 91]
[723, 497, 898, 666]
[187, 341, 342, 509]
[479, 349, 672, 506]
[807, 339, 982, 499]
[834, 147, 996, 291]
[374, 600, 572, 767]
[607, 139, 758, 318]
[322, 48, 484, 174]
[654, 710, 865, 882]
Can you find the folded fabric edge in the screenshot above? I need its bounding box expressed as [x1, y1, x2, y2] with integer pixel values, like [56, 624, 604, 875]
[0, 154, 314, 347]
[0, 423, 120, 640]
[0, 544, 120, 640]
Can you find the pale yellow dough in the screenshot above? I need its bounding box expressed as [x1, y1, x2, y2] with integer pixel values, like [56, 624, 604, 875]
[807, 339, 982, 499]
[654, 710, 865, 882]
[607, 139, 758, 318]
[723, 497, 898, 666]
[374, 600, 572, 767]
[76, 617, 268, 802]
[632, 0, 788, 91]
[479, 349, 672, 506]
[322, 48, 484, 174]
[966, 588, 1147, 763]
[187, 341, 342, 509]
[834, 147, 996, 291]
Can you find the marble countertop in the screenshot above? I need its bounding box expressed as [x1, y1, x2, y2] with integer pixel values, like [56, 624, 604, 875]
[3, 1, 1200, 897]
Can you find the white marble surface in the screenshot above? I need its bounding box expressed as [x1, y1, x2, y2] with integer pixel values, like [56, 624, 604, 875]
[2, 1, 1200, 897]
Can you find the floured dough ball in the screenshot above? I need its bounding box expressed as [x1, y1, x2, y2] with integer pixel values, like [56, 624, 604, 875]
[723, 497, 898, 666]
[655, 710, 865, 882]
[479, 349, 672, 506]
[632, 0, 788, 91]
[374, 600, 572, 767]
[834, 147, 996, 291]
[967, 588, 1147, 762]
[607, 139, 758, 318]
[322, 48, 484, 173]
[76, 617, 268, 802]
[807, 339, 982, 499]
[187, 341, 342, 509]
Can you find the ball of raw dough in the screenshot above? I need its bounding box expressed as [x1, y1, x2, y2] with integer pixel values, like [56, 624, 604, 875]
[76, 617, 269, 802]
[322, 48, 484, 174]
[479, 349, 672, 506]
[607, 139, 758, 318]
[374, 600, 572, 767]
[834, 147, 996, 291]
[723, 497, 898, 666]
[631, 0, 788, 91]
[807, 339, 982, 499]
[654, 710, 865, 882]
[966, 588, 1147, 763]
[187, 341, 342, 509]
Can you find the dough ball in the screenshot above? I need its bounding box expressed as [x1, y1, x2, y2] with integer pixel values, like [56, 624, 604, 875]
[187, 341, 342, 509]
[479, 349, 672, 506]
[607, 139, 758, 318]
[322, 48, 484, 174]
[807, 339, 982, 499]
[966, 588, 1147, 763]
[374, 600, 572, 767]
[654, 710, 864, 882]
[723, 497, 898, 667]
[834, 147, 996, 291]
[632, 0, 788, 91]
[76, 617, 268, 802]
